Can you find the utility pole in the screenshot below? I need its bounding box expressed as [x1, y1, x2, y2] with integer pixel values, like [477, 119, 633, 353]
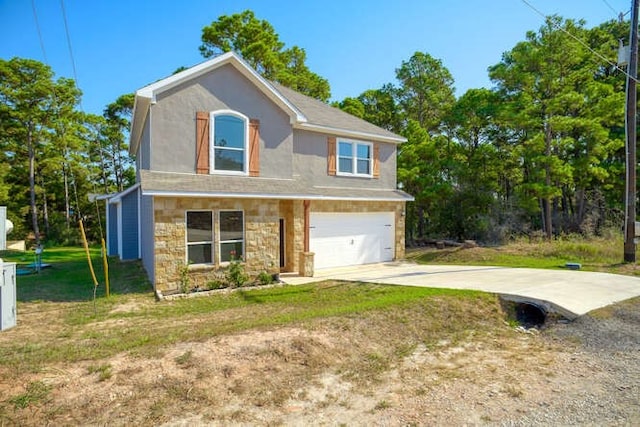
[625, 0, 639, 263]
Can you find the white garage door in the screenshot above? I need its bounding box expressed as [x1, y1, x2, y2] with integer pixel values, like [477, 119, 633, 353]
[310, 212, 395, 269]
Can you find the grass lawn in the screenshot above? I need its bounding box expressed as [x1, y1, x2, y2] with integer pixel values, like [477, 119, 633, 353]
[407, 234, 640, 276]
[0, 247, 150, 302]
[0, 246, 488, 374]
[0, 239, 637, 425]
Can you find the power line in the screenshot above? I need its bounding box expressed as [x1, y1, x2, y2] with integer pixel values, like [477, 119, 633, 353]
[31, 0, 103, 236]
[30, 0, 48, 64]
[519, 0, 639, 83]
[601, 0, 620, 16]
[59, 0, 79, 88]
[57, 0, 105, 236]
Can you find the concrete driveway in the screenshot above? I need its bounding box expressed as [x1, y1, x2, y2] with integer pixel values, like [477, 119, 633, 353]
[282, 262, 640, 319]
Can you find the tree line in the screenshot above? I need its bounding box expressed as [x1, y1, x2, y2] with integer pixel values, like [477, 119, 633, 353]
[0, 58, 135, 245]
[0, 10, 632, 247]
[336, 16, 629, 243]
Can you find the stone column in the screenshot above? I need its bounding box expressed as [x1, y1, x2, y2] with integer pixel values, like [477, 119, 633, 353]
[299, 251, 314, 277]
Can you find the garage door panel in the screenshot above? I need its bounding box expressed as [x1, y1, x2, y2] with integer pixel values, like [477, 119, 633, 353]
[310, 212, 394, 269]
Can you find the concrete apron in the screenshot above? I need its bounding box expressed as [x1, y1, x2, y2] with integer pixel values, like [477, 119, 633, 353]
[281, 262, 640, 320]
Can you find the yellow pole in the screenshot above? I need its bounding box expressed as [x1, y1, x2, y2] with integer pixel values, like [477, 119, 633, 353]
[79, 219, 99, 288]
[101, 238, 110, 297]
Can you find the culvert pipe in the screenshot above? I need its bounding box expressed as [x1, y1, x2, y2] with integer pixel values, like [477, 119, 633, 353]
[515, 302, 547, 328]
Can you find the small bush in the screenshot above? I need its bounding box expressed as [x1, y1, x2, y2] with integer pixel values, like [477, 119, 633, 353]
[257, 271, 273, 286]
[206, 280, 227, 290]
[226, 261, 249, 288]
[179, 263, 190, 294]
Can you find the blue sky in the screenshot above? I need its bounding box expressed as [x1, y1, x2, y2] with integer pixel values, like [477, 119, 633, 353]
[0, 0, 629, 115]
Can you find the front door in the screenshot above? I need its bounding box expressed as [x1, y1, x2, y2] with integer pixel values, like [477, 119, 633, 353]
[279, 218, 285, 269]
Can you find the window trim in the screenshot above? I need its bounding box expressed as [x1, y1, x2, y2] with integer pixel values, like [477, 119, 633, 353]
[210, 110, 250, 176]
[185, 210, 214, 265]
[218, 209, 245, 264]
[336, 138, 373, 178]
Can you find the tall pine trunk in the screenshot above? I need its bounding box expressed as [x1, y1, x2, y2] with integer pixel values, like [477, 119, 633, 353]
[64, 163, 70, 229]
[42, 189, 49, 237]
[544, 122, 553, 240]
[27, 126, 40, 246]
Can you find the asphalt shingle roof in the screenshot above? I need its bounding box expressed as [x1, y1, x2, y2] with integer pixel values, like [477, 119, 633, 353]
[139, 170, 413, 201]
[271, 82, 403, 142]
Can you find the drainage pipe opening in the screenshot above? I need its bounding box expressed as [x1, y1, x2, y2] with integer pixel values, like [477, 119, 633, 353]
[515, 302, 547, 328]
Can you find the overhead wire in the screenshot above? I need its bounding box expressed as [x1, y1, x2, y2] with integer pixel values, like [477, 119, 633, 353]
[59, 0, 80, 104]
[30, 0, 48, 64]
[31, 0, 105, 237]
[519, 0, 639, 83]
[58, 0, 106, 238]
[601, 0, 620, 16]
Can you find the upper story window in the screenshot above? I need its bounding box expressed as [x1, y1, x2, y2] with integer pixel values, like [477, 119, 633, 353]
[211, 111, 249, 174]
[337, 139, 373, 177]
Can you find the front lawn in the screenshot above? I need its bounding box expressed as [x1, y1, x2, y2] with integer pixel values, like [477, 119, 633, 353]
[407, 234, 640, 276]
[1, 247, 150, 302]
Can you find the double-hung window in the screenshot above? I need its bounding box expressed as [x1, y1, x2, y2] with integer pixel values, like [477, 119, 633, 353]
[219, 210, 244, 262]
[185, 210, 245, 265]
[211, 111, 248, 174]
[186, 211, 213, 264]
[337, 139, 372, 177]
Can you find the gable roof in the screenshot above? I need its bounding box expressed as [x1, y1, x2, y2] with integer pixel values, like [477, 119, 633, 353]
[129, 52, 406, 154]
[272, 82, 405, 144]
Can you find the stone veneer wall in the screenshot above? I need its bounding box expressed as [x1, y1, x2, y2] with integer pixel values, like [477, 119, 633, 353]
[152, 197, 406, 291]
[309, 200, 406, 260]
[154, 197, 280, 292]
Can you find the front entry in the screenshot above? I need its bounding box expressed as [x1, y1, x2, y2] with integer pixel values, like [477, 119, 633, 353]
[279, 218, 285, 269]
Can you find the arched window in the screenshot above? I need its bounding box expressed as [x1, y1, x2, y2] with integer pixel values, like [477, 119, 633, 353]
[211, 111, 249, 174]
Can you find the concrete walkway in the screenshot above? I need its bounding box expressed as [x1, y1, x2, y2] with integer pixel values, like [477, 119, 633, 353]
[281, 262, 640, 319]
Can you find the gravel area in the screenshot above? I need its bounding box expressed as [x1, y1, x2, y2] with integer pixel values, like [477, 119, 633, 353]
[500, 299, 640, 426]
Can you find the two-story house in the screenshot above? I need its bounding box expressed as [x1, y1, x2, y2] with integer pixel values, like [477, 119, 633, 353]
[105, 52, 413, 293]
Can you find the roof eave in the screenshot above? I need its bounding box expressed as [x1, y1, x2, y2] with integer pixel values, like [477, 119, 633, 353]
[141, 189, 414, 202]
[293, 122, 407, 144]
[129, 96, 150, 156]
[106, 183, 141, 204]
[128, 52, 308, 154]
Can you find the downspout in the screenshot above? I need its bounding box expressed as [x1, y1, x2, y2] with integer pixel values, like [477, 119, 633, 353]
[303, 200, 310, 252]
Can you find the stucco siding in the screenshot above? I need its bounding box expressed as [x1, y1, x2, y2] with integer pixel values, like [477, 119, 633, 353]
[292, 128, 397, 189]
[141, 111, 151, 170]
[150, 64, 293, 179]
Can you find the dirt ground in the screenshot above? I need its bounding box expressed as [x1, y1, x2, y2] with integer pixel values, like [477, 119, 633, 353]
[1, 295, 639, 426]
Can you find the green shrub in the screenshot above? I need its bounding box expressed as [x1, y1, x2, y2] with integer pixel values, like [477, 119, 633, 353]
[257, 271, 273, 286]
[226, 260, 249, 288]
[206, 280, 227, 290]
[179, 263, 190, 294]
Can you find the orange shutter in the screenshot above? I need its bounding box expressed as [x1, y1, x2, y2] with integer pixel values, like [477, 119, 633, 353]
[373, 144, 380, 178]
[249, 119, 260, 176]
[196, 112, 210, 174]
[327, 136, 336, 176]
